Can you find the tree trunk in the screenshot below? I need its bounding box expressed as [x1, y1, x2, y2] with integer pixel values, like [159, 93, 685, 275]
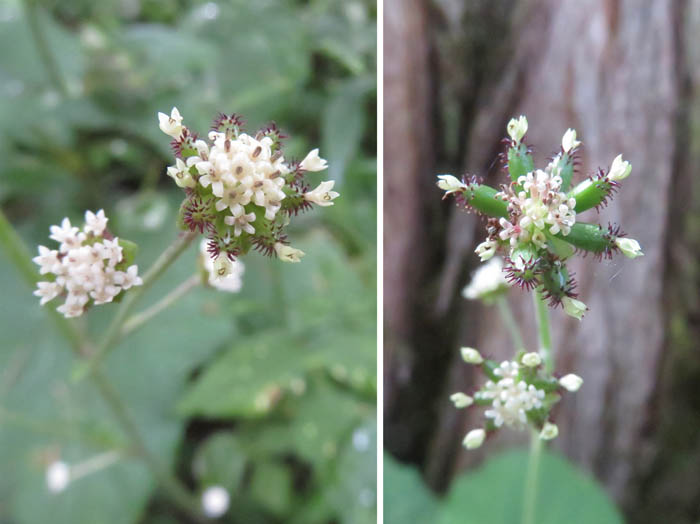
[384, 0, 700, 521]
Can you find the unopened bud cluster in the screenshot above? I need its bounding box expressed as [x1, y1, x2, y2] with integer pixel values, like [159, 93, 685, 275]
[158, 108, 339, 272]
[33, 210, 142, 318]
[438, 116, 643, 318]
[451, 348, 583, 449]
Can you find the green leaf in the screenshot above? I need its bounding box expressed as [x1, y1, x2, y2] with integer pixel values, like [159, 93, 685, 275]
[438, 449, 623, 524]
[384, 454, 439, 524]
[192, 433, 247, 491]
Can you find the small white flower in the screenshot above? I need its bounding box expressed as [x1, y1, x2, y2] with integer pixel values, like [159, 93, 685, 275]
[463, 429, 486, 450]
[46, 461, 70, 494]
[562, 296, 587, 320]
[201, 485, 230, 518]
[540, 422, 559, 440]
[33, 281, 63, 305]
[199, 241, 244, 293]
[507, 115, 528, 144]
[157, 107, 183, 138]
[113, 265, 143, 290]
[274, 243, 305, 263]
[450, 392, 473, 408]
[84, 209, 108, 236]
[474, 239, 498, 261]
[304, 180, 340, 206]
[460, 347, 483, 365]
[166, 158, 196, 189]
[300, 148, 328, 172]
[436, 174, 467, 194]
[615, 237, 643, 259]
[561, 128, 581, 153]
[559, 373, 583, 392]
[608, 154, 632, 181]
[224, 210, 256, 237]
[462, 257, 509, 301]
[32, 245, 60, 274]
[521, 352, 542, 368]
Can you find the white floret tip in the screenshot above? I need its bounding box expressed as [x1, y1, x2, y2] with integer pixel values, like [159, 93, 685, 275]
[562, 296, 587, 320]
[540, 422, 559, 440]
[521, 352, 542, 368]
[561, 128, 581, 153]
[559, 374, 583, 392]
[274, 243, 305, 263]
[460, 347, 484, 365]
[615, 237, 643, 259]
[46, 461, 71, 494]
[158, 107, 183, 138]
[305, 180, 340, 206]
[300, 149, 328, 172]
[608, 154, 632, 181]
[450, 392, 474, 408]
[463, 429, 486, 450]
[201, 486, 230, 518]
[507, 115, 528, 144]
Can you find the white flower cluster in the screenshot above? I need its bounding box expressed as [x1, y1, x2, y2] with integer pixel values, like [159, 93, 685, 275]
[496, 168, 577, 250]
[199, 240, 244, 293]
[33, 210, 142, 318]
[477, 360, 545, 429]
[462, 257, 510, 301]
[159, 107, 338, 241]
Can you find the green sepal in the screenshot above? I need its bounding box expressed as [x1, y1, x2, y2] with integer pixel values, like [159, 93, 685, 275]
[555, 222, 611, 254]
[545, 231, 575, 259]
[530, 376, 561, 394]
[542, 391, 562, 409]
[551, 152, 576, 192]
[525, 406, 549, 428]
[540, 262, 570, 303]
[460, 183, 509, 218]
[116, 238, 138, 269]
[507, 142, 534, 185]
[568, 177, 615, 213]
[482, 360, 501, 381]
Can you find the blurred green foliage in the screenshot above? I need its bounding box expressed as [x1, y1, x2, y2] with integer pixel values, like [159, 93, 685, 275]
[384, 450, 623, 524]
[0, 0, 376, 522]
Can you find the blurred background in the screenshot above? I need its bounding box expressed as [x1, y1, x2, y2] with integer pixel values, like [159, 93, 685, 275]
[384, 1, 700, 523]
[0, 0, 376, 523]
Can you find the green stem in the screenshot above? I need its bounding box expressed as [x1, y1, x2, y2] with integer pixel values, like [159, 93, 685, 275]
[496, 296, 525, 352]
[90, 369, 205, 522]
[532, 289, 553, 373]
[121, 274, 200, 337]
[76, 231, 197, 377]
[521, 290, 553, 524]
[0, 210, 203, 520]
[521, 429, 543, 524]
[22, 0, 68, 96]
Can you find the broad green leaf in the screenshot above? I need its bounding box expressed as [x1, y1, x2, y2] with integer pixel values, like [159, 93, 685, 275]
[384, 454, 439, 524]
[439, 449, 623, 524]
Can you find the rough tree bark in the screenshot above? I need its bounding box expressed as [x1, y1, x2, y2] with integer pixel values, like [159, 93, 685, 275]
[384, 0, 700, 522]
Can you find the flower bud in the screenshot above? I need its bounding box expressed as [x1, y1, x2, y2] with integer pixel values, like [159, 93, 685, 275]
[559, 373, 583, 392]
[450, 392, 474, 408]
[436, 174, 466, 194]
[507, 115, 528, 144]
[562, 296, 587, 320]
[608, 154, 632, 181]
[561, 128, 581, 153]
[460, 347, 483, 365]
[521, 352, 542, 368]
[274, 243, 305, 263]
[539, 422, 559, 440]
[615, 237, 643, 259]
[462, 257, 509, 301]
[463, 429, 486, 450]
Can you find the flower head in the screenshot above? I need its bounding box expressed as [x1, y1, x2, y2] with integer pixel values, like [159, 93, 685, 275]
[159, 109, 337, 264]
[454, 351, 582, 447]
[437, 119, 642, 313]
[33, 210, 142, 317]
